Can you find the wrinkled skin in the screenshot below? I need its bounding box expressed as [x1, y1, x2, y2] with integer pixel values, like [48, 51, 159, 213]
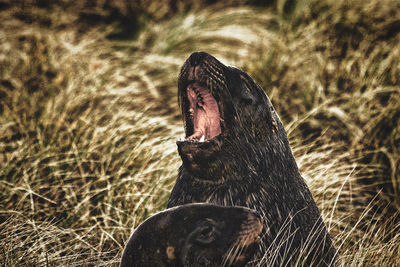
[120, 204, 263, 267]
[168, 52, 337, 266]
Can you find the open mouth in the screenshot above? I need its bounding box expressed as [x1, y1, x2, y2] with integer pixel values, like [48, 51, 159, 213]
[178, 82, 223, 147]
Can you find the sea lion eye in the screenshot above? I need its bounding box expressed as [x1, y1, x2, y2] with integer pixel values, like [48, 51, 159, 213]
[240, 89, 256, 106]
[195, 225, 215, 244]
[192, 220, 220, 245]
[237, 76, 256, 106]
[200, 226, 212, 236]
[241, 97, 254, 105]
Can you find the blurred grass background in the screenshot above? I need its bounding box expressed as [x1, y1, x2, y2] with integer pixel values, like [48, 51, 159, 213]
[0, 0, 399, 266]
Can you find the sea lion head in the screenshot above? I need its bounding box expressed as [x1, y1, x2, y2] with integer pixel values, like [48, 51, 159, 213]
[120, 203, 263, 267]
[177, 52, 286, 178]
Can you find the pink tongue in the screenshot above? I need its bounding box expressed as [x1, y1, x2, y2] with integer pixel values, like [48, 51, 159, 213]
[187, 83, 221, 140]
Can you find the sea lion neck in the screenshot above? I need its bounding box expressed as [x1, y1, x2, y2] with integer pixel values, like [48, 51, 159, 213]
[178, 140, 287, 184]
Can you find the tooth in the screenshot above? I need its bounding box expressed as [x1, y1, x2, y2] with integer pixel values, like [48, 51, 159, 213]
[200, 135, 205, 142]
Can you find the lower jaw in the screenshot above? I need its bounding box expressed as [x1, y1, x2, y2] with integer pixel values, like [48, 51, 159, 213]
[177, 134, 222, 149]
[176, 136, 223, 171]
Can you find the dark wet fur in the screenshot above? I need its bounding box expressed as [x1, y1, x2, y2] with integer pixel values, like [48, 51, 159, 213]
[168, 52, 338, 266]
[120, 203, 262, 267]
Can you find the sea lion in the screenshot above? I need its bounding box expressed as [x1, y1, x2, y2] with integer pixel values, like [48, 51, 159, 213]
[168, 52, 337, 266]
[120, 203, 263, 267]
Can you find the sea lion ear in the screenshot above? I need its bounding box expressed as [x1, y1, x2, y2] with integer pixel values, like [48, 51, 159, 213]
[262, 104, 277, 134]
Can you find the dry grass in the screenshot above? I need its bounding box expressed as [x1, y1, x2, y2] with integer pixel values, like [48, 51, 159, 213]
[0, 0, 399, 266]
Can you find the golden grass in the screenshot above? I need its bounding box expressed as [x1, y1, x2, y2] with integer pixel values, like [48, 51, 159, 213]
[1, 0, 399, 266]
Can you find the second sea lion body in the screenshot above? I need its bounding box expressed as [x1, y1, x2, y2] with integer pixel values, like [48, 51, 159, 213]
[120, 203, 263, 267]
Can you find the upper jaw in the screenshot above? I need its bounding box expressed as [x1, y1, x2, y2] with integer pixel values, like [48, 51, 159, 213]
[178, 80, 224, 145]
[177, 52, 230, 149]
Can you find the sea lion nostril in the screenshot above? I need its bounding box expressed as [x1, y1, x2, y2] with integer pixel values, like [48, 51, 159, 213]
[189, 51, 208, 66]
